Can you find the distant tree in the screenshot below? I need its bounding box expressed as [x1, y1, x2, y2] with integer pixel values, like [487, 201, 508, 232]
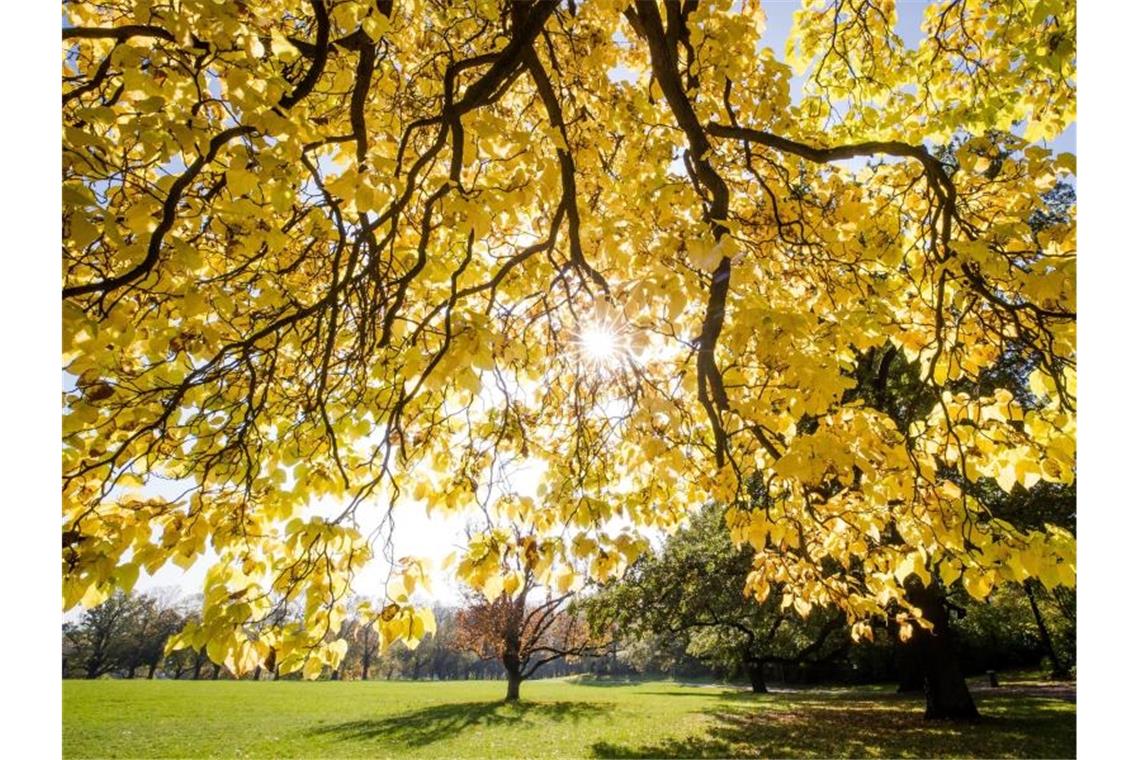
[612, 629, 713, 681]
[63, 591, 135, 679]
[122, 590, 184, 678]
[454, 571, 604, 701]
[338, 599, 379, 681]
[588, 502, 847, 693]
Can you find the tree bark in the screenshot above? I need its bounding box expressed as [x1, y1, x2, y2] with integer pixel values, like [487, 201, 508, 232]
[895, 638, 926, 693]
[745, 659, 768, 693]
[905, 578, 979, 721]
[505, 669, 522, 701]
[503, 647, 523, 701]
[147, 661, 158, 679]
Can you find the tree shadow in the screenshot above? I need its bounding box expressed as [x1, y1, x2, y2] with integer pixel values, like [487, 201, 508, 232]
[309, 700, 607, 748]
[591, 693, 1075, 759]
[569, 675, 648, 688]
[636, 689, 733, 700]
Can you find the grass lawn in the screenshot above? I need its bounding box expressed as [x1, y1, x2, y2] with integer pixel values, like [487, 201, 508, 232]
[63, 675, 1075, 759]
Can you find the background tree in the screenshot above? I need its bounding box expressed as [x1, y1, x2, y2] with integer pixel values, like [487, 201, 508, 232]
[588, 502, 847, 693]
[63, 589, 189, 679]
[122, 589, 185, 678]
[63, 591, 136, 679]
[453, 570, 604, 701]
[61, 0, 1076, 719]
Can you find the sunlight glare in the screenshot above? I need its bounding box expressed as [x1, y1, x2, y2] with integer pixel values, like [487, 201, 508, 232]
[581, 324, 618, 362]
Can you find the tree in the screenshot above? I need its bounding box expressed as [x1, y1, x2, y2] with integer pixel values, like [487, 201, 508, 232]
[63, 591, 136, 679]
[454, 571, 604, 701]
[122, 590, 185, 678]
[61, 0, 1076, 712]
[588, 502, 847, 693]
[63, 589, 189, 679]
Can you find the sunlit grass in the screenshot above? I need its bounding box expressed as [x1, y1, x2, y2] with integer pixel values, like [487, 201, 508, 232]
[63, 676, 1074, 759]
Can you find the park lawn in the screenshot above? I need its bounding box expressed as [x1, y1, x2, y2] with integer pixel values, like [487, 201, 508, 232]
[63, 676, 1075, 759]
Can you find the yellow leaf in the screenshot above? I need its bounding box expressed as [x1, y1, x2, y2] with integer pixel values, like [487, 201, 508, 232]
[962, 568, 994, 601]
[302, 656, 323, 680]
[481, 573, 504, 601]
[270, 30, 299, 61]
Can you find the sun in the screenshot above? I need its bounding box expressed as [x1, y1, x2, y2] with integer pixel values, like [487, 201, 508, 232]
[573, 316, 631, 371]
[580, 324, 618, 362]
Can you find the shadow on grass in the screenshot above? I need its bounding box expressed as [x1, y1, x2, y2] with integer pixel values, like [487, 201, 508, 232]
[569, 675, 650, 688]
[591, 693, 1076, 759]
[309, 700, 606, 747]
[571, 675, 738, 696]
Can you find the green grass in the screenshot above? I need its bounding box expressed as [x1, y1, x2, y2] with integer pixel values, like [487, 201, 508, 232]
[63, 676, 1075, 759]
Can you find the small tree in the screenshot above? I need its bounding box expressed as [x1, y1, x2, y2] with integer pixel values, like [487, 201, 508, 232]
[454, 570, 604, 701]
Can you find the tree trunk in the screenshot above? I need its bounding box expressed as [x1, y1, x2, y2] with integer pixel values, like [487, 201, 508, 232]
[505, 669, 522, 701]
[211, 662, 221, 680]
[895, 638, 925, 693]
[745, 660, 768, 693]
[503, 648, 523, 701]
[147, 661, 158, 679]
[1024, 581, 1069, 679]
[905, 578, 979, 721]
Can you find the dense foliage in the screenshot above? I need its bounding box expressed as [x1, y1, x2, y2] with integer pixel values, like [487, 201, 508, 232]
[62, 0, 1076, 679]
[587, 503, 848, 692]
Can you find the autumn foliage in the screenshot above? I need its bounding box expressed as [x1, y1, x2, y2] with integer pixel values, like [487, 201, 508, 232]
[62, 0, 1076, 682]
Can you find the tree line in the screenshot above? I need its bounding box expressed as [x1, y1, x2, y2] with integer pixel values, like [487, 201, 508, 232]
[62, 588, 618, 684]
[64, 521, 1073, 699]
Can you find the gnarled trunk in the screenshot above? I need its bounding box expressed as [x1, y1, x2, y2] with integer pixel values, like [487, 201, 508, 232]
[906, 578, 979, 721]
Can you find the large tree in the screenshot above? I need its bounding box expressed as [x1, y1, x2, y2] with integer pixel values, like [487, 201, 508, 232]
[62, 0, 1076, 705]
